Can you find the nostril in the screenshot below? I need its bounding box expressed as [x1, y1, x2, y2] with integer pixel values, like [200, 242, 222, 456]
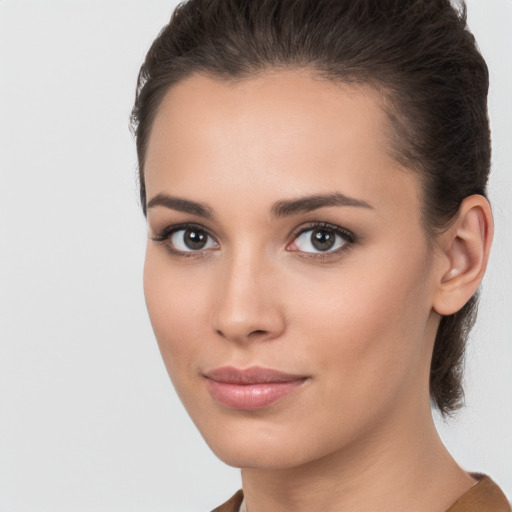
[250, 330, 268, 336]
[215, 328, 270, 341]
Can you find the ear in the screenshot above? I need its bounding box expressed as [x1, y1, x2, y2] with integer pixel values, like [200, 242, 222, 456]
[432, 195, 494, 316]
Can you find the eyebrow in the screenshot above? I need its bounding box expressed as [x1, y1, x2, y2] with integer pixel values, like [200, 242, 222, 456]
[146, 192, 373, 219]
[270, 192, 373, 218]
[147, 193, 214, 218]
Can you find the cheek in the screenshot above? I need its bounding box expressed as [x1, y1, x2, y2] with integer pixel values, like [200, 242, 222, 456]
[143, 246, 210, 379]
[287, 243, 433, 405]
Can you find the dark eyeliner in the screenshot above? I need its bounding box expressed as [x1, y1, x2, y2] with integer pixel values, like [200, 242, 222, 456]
[288, 221, 357, 260]
[292, 221, 355, 244]
[151, 222, 209, 242]
[151, 222, 218, 258]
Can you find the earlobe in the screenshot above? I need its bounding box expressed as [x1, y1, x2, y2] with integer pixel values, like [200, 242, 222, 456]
[433, 195, 493, 316]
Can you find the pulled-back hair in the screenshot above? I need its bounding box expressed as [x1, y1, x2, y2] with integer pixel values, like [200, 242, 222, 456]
[131, 0, 491, 416]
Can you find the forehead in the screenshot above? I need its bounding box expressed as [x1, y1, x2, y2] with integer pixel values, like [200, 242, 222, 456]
[144, 70, 420, 217]
[147, 70, 390, 171]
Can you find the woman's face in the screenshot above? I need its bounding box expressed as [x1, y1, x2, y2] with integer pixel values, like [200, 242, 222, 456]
[143, 70, 442, 469]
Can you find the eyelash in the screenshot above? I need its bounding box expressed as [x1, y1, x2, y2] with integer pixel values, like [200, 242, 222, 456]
[289, 222, 356, 261]
[151, 221, 356, 260]
[151, 222, 217, 259]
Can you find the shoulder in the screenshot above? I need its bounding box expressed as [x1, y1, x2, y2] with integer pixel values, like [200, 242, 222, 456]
[446, 475, 511, 512]
[211, 477, 510, 512]
[210, 489, 244, 512]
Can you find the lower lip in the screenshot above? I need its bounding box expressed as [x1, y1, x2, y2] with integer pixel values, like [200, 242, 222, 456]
[206, 379, 307, 411]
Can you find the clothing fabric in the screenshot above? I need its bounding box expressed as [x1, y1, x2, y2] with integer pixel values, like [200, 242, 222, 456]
[210, 475, 510, 512]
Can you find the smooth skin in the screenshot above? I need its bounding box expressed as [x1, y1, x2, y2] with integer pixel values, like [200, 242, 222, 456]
[143, 70, 493, 512]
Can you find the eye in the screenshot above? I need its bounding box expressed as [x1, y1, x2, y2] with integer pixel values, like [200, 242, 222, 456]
[288, 223, 354, 254]
[152, 223, 219, 255]
[170, 227, 217, 252]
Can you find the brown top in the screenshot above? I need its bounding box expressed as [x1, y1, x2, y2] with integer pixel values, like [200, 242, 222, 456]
[211, 475, 510, 512]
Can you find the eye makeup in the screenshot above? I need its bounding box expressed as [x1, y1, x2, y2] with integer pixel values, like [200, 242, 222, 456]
[151, 222, 219, 259]
[285, 221, 357, 261]
[150, 220, 357, 261]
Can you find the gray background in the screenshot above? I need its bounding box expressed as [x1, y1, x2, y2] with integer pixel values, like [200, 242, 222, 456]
[0, 0, 510, 510]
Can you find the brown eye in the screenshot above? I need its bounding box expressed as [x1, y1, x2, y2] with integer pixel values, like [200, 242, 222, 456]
[290, 224, 353, 254]
[170, 227, 218, 252]
[310, 230, 336, 251]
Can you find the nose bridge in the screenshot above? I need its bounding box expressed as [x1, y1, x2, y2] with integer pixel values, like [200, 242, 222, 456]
[211, 243, 283, 342]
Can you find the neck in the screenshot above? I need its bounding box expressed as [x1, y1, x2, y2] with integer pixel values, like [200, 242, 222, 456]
[240, 403, 476, 512]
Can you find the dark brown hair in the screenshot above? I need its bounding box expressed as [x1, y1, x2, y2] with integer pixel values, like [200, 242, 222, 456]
[131, 0, 491, 416]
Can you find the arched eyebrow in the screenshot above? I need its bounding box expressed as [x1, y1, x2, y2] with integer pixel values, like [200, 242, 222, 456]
[270, 193, 373, 218]
[147, 193, 214, 218]
[146, 192, 373, 219]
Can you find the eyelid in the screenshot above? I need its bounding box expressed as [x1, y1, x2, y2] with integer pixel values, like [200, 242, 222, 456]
[151, 222, 219, 258]
[288, 221, 355, 243]
[151, 222, 216, 242]
[286, 221, 356, 258]
[151, 220, 356, 259]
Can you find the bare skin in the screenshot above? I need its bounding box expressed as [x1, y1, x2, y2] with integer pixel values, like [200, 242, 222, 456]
[143, 70, 493, 512]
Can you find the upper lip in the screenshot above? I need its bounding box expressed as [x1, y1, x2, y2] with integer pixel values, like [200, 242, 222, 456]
[204, 366, 308, 384]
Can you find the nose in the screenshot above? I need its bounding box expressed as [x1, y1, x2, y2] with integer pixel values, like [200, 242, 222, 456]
[211, 250, 286, 344]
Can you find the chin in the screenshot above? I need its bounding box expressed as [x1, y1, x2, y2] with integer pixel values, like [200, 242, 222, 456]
[209, 440, 310, 470]
[195, 417, 330, 470]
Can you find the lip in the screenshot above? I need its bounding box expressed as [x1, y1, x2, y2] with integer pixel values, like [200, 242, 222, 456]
[204, 366, 309, 411]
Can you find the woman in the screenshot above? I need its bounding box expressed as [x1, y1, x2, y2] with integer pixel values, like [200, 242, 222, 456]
[131, 0, 510, 510]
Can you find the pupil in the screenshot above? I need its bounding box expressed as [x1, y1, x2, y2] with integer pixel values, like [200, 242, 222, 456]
[184, 228, 207, 250]
[311, 230, 335, 251]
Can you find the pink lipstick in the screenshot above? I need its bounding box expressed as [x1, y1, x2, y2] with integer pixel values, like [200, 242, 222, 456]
[204, 366, 308, 411]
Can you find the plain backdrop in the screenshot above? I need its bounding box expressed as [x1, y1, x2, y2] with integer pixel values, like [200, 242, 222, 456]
[0, 1, 510, 511]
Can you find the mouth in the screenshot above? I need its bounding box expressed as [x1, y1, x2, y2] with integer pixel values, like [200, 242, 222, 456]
[203, 366, 309, 411]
